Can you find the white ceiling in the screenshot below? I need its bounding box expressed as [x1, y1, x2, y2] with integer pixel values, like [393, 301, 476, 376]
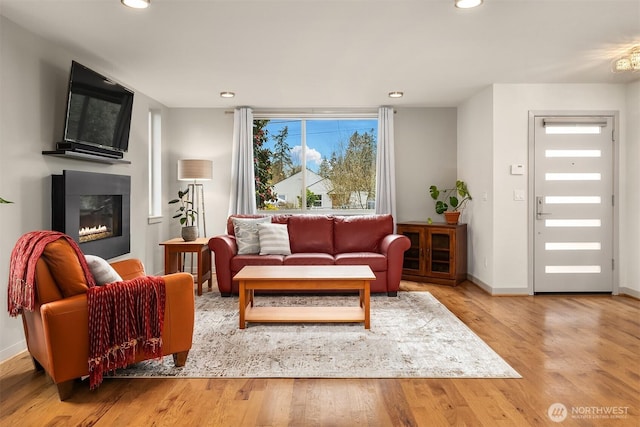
[1, 0, 639, 108]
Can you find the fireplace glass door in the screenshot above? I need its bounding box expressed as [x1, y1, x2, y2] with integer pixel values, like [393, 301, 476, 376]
[78, 195, 122, 243]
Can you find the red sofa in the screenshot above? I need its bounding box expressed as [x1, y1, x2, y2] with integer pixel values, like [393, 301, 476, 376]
[208, 214, 410, 297]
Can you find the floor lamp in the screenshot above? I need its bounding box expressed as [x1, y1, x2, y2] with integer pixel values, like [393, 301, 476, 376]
[178, 159, 213, 238]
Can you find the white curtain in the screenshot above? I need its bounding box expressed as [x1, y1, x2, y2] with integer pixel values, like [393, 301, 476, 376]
[228, 107, 257, 215]
[375, 106, 396, 219]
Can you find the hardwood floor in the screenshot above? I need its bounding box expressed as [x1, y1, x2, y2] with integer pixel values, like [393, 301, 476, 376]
[1, 281, 638, 426]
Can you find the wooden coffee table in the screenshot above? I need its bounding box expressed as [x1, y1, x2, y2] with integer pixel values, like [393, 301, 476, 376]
[233, 265, 375, 329]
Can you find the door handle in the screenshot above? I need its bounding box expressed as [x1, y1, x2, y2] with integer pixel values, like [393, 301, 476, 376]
[536, 196, 551, 220]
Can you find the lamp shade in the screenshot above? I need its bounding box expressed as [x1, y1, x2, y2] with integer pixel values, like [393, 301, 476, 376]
[178, 159, 213, 181]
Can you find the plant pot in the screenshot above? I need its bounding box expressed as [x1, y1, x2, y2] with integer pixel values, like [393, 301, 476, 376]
[181, 226, 198, 242]
[443, 211, 461, 225]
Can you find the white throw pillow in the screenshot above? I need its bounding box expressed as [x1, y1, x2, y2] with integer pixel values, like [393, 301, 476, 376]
[85, 254, 123, 285]
[258, 223, 291, 255]
[232, 217, 271, 255]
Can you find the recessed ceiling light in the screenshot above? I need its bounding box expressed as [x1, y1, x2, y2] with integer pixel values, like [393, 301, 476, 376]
[220, 91, 235, 98]
[455, 0, 483, 8]
[388, 91, 404, 98]
[612, 46, 640, 72]
[121, 0, 150, 9]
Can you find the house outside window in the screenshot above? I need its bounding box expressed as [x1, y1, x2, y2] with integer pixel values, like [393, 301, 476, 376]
[254, 116, 377, 215]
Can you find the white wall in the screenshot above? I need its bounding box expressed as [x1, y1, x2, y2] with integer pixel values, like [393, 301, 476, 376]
[0, 16, 171, 360]
[457, 86, 494, 288]
[459, 83, 631, 295]
[394, 108, 458, 224]
[621, 81, 640, 297]
[165, 109, 234, 239]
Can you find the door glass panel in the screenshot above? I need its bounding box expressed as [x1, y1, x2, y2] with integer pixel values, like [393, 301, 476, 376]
[401, 231, 420, 270]
[545, 265, 602, 274]
[545, 219, 601, 227]
[545, 173, 601, 181]
[544, 126, 602, 134]
[545, 242, 601, 250]
[545, 149, 601, 158]
[545, 196, 601, 204]
[430, 232, 451, 274]
[431, 234, 450, 250]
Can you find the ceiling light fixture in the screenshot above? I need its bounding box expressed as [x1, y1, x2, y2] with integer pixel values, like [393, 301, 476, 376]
[121, 0, 150, 8]
[388, 91, 404, 98]
[612, 46, 640, 72]
[220, 91, 235, 98]
[455, 0, 483, 8]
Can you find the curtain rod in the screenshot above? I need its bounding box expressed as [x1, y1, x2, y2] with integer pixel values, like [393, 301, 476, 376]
[224, 108, 394, 117]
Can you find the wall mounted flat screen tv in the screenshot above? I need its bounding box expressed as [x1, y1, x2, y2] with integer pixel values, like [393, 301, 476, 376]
[61, 61, 134, 156]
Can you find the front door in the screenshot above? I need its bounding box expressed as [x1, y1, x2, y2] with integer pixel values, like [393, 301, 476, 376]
[533, 115, 614, 293]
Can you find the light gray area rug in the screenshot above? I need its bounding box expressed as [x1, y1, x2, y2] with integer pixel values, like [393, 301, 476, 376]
[112, 292, 521, 379]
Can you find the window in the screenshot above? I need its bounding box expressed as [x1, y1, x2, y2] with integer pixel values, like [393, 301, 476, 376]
[148, 110, 162, 222]
[542, 117, 606, 135]
[254, 116, 378, 214]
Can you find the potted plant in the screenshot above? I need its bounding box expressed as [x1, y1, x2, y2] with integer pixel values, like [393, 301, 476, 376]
[0, 197, 13, 204]
[169, 188, 198, 241]
[429, 180, 472, 225]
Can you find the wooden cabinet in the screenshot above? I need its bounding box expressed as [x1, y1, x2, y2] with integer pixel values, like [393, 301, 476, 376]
[397, 222, 467, 286]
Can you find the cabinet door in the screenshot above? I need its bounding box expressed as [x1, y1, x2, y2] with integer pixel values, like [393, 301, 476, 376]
[398, 226, 426, 275]
[426, 228, 455, 278]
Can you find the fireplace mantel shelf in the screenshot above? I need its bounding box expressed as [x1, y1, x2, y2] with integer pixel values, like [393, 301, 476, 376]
[43, 150, 131, 165]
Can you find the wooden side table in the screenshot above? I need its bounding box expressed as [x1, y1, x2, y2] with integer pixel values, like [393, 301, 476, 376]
[160, 237, 212, 296]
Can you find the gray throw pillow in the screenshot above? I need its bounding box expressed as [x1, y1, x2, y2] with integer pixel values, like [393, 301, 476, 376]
[258, 223, 291, 255]
[85, 254, 123, 285]
[232, 217, 271, 254]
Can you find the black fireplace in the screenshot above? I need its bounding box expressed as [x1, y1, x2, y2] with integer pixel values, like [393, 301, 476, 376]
[52, 170, 130, 259]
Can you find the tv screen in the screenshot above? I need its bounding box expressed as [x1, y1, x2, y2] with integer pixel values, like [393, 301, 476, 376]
[63, 61, 134, 153]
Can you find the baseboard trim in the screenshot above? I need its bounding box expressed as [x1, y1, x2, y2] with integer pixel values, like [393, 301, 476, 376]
[469, 275, 638, 298]
[618, 286, 640, 300]
[0, 339, 26, 364]
[467, 274, 531, 296]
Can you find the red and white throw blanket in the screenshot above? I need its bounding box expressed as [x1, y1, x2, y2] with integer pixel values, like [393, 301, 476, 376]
[8, 230, 95, 316]
[7, 230, 165, 389]
[87, 276, 165, 389]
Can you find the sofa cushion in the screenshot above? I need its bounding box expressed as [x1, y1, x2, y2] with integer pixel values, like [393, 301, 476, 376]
[288, 215, 334, 254]
[85, 255, 123, 285]
[232, 217, 271, 254]
[334, 214, 393, 253]
[335, 252, 387, 271]
[283, 253, 335, 265]
[231, 254, 284, 272]
[258, 223, 291, 255]
[42, 239, 88, 297]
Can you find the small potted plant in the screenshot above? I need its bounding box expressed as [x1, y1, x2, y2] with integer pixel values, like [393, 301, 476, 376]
[429, 180, 472, 225]
[169, 188, 198, 241]
[0, 197, 13, 204]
